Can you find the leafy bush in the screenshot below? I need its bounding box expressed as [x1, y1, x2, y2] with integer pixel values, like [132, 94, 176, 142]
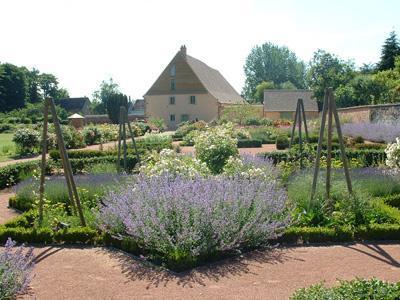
[353, 143, 386, 150]
[0, 238, 34, 300]
[12, 128, 41, 155]
[382, 193, 400, 208]
[98, 173, 289, 270]
[385, 137, 400, 169]
[148, 117, 166, 132]
[248, 127, 277, 144]
[243, 117, 272, 126]
[83, 126, 102, 145]
[0, 161, 39, 189]
[276, 135, 289, 150]
[0, 123, 13, 133]
[135, 133, 173, 152]
[291, 278, 400, 300]
[237, 139, 262, 148]
[354, 135, 364, 143]
[61, 125, 85, 149]
[174, 121, 207, 138]
[194, 124, 239, 174]
[139, 149, 210, 177]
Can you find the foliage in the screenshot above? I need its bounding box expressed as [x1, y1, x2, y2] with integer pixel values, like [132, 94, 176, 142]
[82, 126, 103, 145]
[0, 238, 34, 300]
[139, 149, 210, 177]
[0, 63, 27, 112]
[220, 104, 260, 125]
[254, 81, 275, 102]
[98, 173, 289, 270]
[0, 161, 39, 189]
[342, 122, 400, 143]
[222, 155, 278, 180]
[243, 117, 272, 126]
[148, 117, 166, 132]
[276, 135, 289, 150]
[291, 278, 400, 300]
[135, 133, 173, 152]
[60, 125, 85, 149]
[307, 49, 355, 109]
[378, 31, 400, 71]
[105, 93, 128, 124]
[237, 139, 262, 148]
[12, 129, 40, 156]
[194, 124, 239, 174]
[91, 78, 120, 114]
[174, 121, 207, 138]
[248, 127, 277, 144]
[385, 137, 400, 168]
[243, 42, 306, 101]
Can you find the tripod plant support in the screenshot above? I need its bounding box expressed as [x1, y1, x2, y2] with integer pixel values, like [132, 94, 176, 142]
[117, 106, 140, 173]
[289, 98, 310, 169]
[311, 88, 353, 202]
[38, 98, 86, 226]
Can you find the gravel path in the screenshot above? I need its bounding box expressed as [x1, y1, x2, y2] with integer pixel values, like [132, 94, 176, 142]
[0, 191, 19, 224]
[20, 243, 399, 300]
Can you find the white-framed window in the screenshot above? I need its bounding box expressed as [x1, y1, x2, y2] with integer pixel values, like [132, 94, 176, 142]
[190, 95, 196, 104]
[181, 114, 189, 122]
[170, 65, 176, 77]
[169, 96, 175, 105]
[170, 114, 176, 122]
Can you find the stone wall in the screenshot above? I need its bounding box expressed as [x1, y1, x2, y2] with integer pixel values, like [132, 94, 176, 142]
[338, 103, 400, 124]
[84, 114, 147, 125]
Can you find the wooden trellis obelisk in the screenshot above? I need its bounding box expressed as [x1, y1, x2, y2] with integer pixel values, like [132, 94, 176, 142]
[117, 106, 140, 173]
[38, 98, 86, 226]
[311, 88, 352, 201]
[289, 98, 310, 169]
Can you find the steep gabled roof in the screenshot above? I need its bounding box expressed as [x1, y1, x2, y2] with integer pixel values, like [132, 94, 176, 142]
[144, 46, 245, 104]
[186, 55, 245, 104]
[57, 97, 90, 112]
[263, 90, 318, 112]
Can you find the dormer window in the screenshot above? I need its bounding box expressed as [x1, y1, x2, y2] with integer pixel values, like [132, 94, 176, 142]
[170, 65, 176, 77]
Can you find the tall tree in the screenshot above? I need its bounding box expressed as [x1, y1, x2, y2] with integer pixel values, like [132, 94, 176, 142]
[106, 92, 128, 124]
[378, 31, 400, 71]
[307, 50, 355, 109]
[92, 78, 120, 114]
[242, 42, 306, 101]
[0, 63, 27, 112]
[39, 73, 59, 98]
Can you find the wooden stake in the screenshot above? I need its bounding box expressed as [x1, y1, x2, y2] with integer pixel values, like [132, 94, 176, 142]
[38, 101, 49, 223]
[48, 98, 86, 226]
[326, 91, 333, 200]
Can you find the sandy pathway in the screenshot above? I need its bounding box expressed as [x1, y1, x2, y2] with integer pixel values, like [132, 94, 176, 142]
[0, 191, 19, 224]
[21, 243, 400, 300]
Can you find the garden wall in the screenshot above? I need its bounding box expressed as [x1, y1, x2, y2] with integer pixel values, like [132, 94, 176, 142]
[84, 114, 147, 124]
[338, 103, 400, 124]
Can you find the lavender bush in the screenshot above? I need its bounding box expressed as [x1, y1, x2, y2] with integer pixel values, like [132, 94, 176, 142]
[98, 173, 289, 269]
[342, 122, 400, 143]
[0, 238, 34, 299]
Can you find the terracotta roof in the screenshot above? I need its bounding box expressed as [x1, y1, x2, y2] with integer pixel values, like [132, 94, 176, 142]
[263, 90, 318, 112]
[186, 55, 245, 104]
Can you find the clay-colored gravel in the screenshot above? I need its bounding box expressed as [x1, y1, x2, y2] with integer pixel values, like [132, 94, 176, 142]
[21, 243, 400, 300]
[0, 191, 19, 224]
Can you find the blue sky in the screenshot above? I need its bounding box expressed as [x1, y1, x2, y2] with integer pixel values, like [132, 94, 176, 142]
[0, 0, 399, 99]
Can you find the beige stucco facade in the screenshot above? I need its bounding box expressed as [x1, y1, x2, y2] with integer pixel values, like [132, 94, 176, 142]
[145, 93, 218, 129]
[264, 111, 319, 120]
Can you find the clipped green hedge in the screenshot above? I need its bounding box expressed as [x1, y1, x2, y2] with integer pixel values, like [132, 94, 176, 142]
[49, 148, 145, 160]
[383, 194, 400, 209]
[279, 227, 354, 244]
[237, 139, 262, 148]
[260, 149, 386, 166]
[0, 161, 39, 189]
[67, 155, 138, 174]
[276, 136, 289, 150]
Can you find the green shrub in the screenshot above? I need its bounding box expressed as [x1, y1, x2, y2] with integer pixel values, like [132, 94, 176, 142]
[353, 143, 386, 150]
[0, 227, 53, 244]
[148, 117, 166, 132]
[61, 125, 86, 149]
[355, 224, 400, 240]
[276, 135, 289, 150]
[53, 227, 99, 244]
[237, 139, 262, 148]
[354, 135, 365, 143]
[383, 194, 400, 208]
[0, 161, 39, 189]
[280, 227, 354, 244]
[12, 128, 40, 155]
[291, 278, 400, 300]
[135, 134, 172, 152]
[68, 156, 138, 174]
[83, 126, 102, 145]
[0, 123, 13, 133]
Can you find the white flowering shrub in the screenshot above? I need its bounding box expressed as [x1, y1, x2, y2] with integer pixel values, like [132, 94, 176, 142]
[385, 137, 400, 168]
[194, 123, 239, 174]
[223, 155, 278, 181]
[139, 149, 210, 177]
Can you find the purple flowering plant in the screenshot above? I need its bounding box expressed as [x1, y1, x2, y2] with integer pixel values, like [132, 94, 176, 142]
[98, 172, 290, 270]
[342, 122, 400, 143]
[0, 238, 35, 299]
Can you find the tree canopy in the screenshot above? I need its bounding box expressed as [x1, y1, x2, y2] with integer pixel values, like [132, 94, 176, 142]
[242, 42, 306, 102]
[378, 31, 400, 71]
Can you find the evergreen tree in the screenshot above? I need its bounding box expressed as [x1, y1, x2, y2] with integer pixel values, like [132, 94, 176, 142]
[378, 31, 400, 71]
[106, 92, 128, 124]
[0, 63, 27, 112]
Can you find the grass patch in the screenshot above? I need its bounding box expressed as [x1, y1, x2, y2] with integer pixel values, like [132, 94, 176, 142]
[0, 133, 16, 162]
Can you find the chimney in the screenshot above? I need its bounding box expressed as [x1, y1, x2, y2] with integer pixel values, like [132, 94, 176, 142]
[180, 45, 187, 59]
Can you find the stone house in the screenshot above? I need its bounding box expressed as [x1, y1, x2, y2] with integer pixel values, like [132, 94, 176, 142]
[263, 90, 319, 120]
[144, 46, 245, 129]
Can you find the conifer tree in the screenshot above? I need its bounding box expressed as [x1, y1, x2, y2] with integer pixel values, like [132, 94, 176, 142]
[378, 31, 400, 71]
